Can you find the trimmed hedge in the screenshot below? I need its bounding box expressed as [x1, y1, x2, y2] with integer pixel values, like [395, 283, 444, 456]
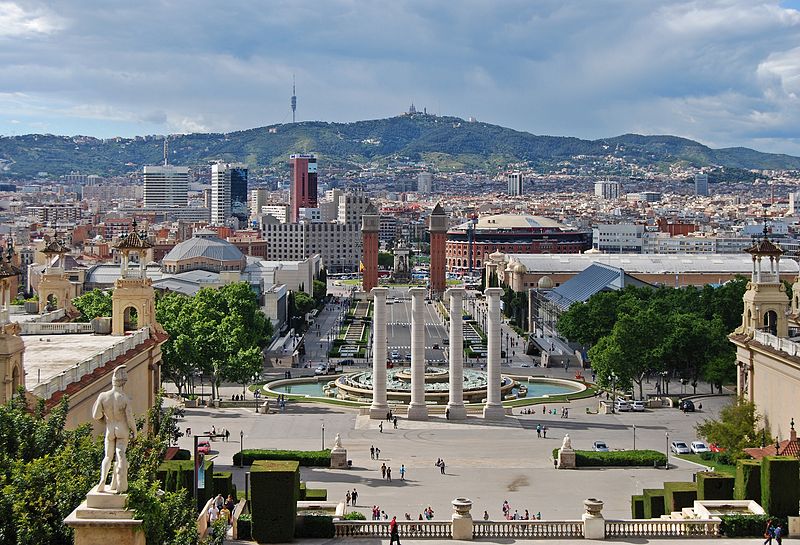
[663, 481, 697, 512]
[760, 457, 800, 518]
[295, 515, 335, 539]
[720, 514, 788, 537]
[631, 495, 645, 519]
[697, 472, 734, 500]
[735, 460, 761, 501]
[237, 513, 251, 540]
[251, 460, 300, 544]
[550, 449, 666, 467]
[643, 489, 666, 519]
[172, 448, 191, 460]
[157, 459, 214, 510]
[212, 471, 237, 500]
[233, 449, 332, 467]
[305, 488, 328, 501]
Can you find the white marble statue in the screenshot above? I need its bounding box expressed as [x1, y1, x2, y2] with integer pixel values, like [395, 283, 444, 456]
[92, 365, 137, 494]
[333, 433, 343, 450]
[561, 434, 573, 451]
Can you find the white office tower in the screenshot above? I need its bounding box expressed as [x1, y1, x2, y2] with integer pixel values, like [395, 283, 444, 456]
[417, 172, 433, 194]
[594, 180, 620, 200]
[143, 165, 189, 207]
[507, 172, 524, 196]
[789, 192, 800, 215]
[211, 162, 248, 225]
[695, 173, 709, 196]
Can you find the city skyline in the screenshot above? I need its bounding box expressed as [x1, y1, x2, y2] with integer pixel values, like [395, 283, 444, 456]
[1, 1, 800, 155]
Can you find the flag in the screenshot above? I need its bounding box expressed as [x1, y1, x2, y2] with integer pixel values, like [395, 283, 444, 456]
[359, 261, 365, 272]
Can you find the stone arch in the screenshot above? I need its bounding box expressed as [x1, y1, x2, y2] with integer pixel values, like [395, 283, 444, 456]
[44, 293, 58, 311]
[764, 310, 778, 336]
[123, 305, 140, 331]
[11, 364, 20, 392]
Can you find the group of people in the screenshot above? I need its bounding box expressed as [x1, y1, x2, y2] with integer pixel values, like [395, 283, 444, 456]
[207, 494, 237, 532]
[371, 505, 388, 520]
[501, 500, 540, 521]
[345, 488, 359, 506]
[435, 458, 446, 474]
[209, 425, 230, 441]
[369, 445, 381, 459]
[380, 463, 394, 480]
[535, 424, 549, 438]
[764, 519, 784, 545]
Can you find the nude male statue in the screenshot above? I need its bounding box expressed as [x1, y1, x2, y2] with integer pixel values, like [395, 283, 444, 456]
[92, 365, 137, 493]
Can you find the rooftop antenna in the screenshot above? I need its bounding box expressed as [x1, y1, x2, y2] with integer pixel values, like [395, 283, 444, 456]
[163, 136, 168, 166]
[291, 75, 297, 123]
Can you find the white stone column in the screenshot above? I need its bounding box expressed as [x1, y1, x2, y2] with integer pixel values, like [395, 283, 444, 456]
[483, 287, 505, 420]
[446, 288, 466, 420]
[369, 287, 389, 419]
[407, 287, 428, 420]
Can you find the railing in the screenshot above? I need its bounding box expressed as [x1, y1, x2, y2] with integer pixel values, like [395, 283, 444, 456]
[472, 520, 584, 539]
[333, 520, 452, 538]
[753, 330, 800, 357]
[31, 328, 150, 399]
[21, 322, 95, 335]
[605, 519, 720, 537]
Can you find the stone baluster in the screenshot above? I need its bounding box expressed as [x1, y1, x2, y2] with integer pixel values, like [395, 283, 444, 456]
[407, 287, 428, 420]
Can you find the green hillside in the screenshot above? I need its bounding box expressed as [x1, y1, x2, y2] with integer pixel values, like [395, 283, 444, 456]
[0, 114, 798, 178]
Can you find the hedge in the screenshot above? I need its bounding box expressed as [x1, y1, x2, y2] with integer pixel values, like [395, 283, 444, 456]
[157, 459, 214, 510]
[172, 448, 191, 460]
[735, 460, 761, 501]
[295, 515, 335, 538]
[719, 514, 788, 537]
[251, 460, 300, 544]
[212, 472, 237, 500]
[631, 495, 645, 519]
[304, 488, 328, 501]
[550, 449, 667, 467]
[697, 472, 734, 500]
[237, 513, 251, 540]
[344, 511, 367, 520]
[643, 489, 665, 519]
[233, 449, 332, 467]
[760, 457, 800, 518]
[663, 481, 697, 513]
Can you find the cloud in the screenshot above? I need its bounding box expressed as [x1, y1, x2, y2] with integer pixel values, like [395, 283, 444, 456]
[0, 0, 799, 155]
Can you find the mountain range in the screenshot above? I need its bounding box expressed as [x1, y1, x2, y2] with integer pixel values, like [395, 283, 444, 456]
[1, 114, 799, 179]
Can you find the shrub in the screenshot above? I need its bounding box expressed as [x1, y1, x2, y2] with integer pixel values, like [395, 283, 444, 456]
[719, 514, 787, 537]
[172, 449, 191, 461]
[237, 513, 252, 540]
[344, 511, 366, 520]
[233, 449, 331, 467]
[643, 489, 665, 519]
[304, 488, 328, 501]
[250, 460, 300, 544]
[569, 450, 667, 467]
[696, 472, 734, 500]
[156, 459, 214, 510]
[735, 460, 761, 501]
[631, 495, 645, 519]
[760, 457, 800, 518]
[212, 472, 236, 499]
[295, 515, 335, 538]
[663, 481, 697, 512]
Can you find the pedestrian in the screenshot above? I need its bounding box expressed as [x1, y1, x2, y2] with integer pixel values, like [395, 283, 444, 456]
[225, 429, 230, 442]
[774, 523, 783, 545]
[542, 405, 546, 414]
[381, 463, 387, 479]
[764, 519, 775, 545]
[390, 515, 401, 545]
[543, 426, 548, 438]
[379, 421, 383, 433]
[483, 510, 489, 520]
[536, 424, 541, 438]
[399, 464, 406, 480]
[352, 488, 358, 506]
[387, 466, 392, 481]
[346, 490, 351, 506]
[440, 459, 445, 474]
[370, 445, 375, 459]
[376, 447, 381, 459]
[393, 416, 398, 429]
[446, 408, 450, 420]
[698, 402, 703, 410]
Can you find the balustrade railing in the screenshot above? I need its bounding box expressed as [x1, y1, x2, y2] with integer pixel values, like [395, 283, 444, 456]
[472, 520, 584, 539]
[333, 520, 451, 539]
[604, 519, 720, 538]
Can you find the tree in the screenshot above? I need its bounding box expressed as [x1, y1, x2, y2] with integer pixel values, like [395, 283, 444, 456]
[316, 267, 327, 284]
[71, 289, 113, 322]
[695, 398, 770, 459]
[556, 290, 621, 346]
[293, 291, 315, 317]
[313, 280, 327, 304]
[378, 252, 393, 269]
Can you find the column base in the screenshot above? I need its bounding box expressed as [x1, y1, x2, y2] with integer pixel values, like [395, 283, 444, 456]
[407, 403, 429, 420]
[446, 403, 467, 420]
[369, 403, 390, 419]
[482, 403, 505, 420]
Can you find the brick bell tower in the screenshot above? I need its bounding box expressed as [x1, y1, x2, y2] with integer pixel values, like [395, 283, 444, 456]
[428, 202, 448, 297]
[361, 203, 380, 294]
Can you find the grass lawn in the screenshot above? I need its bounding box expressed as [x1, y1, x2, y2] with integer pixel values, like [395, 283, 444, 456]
[676, 453, 737, 476]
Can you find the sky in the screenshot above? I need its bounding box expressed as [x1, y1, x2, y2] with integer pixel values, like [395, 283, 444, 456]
[2, 0, 800, 155]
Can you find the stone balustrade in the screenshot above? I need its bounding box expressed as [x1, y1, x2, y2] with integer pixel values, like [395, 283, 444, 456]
[333, 520, 452, 539]
[754, 329, 800, 357]
[605, 519, 720, 538]
[21, 321, 95, 335]
[473, 520, 585, 538]
[31, 328, 150, 399]
[32, 308, 67, 323]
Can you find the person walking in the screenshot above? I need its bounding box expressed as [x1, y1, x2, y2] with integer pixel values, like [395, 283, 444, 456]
[351, 488, 358, 506]
[375, 447, 381, 459]
[390, 515, 401, 545]
[536, 424, 541, 438]
[440, 459, 446, 474]
[387, 466, 392, 481]
[381, 463, 387, 479]
[399, 464, 406, 480]
[370, 445, 375, 459]
[774, 523, 783, 545]
[346, 490, 351, 506]
[379, 421, 383, 433]
[393, 416, 398, 429]
[764, 519, 775, 545]
[543, 426, 548, 438]
[483, 510, 489, 520]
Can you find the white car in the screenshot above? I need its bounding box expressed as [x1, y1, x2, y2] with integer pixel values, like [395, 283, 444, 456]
[630, 400, 645, 412]
[593, 441, 609, 452]
[614, 399, 630, 412]
[670, 441, 691, 454]
[691, 441, 710, 454]
[390, 350, 400, 360]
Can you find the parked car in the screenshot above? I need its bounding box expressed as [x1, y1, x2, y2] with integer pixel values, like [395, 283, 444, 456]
[593, 441, 609, 452]
[315, 365, 338, 376]
[432, 344, 440, 350]
[679, 399, 695, 412]
[404, 353, 412, 361]
[691, 441, 710, 454]
[614, 399, 630, 412]
[339, 359, 355, 366]
[630, 400, 646, 412]
[391, 350, 401, 360]
[197, 441, 211, 455]
[670, 441, 691, 454]
[709, 443, 725, 453]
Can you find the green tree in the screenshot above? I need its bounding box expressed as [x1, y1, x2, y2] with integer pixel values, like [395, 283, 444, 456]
[695, 398, 770, 459]
[556, 290, 621, 346]
[313, 280, 327, 303]
[293, 291, 315, 317]
[378, 252, 393, 269]
[71, 289, 113, 322]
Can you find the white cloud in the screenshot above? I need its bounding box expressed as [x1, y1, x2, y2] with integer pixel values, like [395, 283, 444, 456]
[0, 2, 64, 37]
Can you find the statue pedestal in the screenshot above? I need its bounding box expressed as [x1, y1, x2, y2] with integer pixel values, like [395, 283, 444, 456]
[558, 448, 576, 469]
[65, 486, 145, 545]
[330, 447, 348, 469]
[581, 498, 605, 539]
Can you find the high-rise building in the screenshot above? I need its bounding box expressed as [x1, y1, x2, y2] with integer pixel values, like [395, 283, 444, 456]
[143, 165, 189, 207]
[417, 172, 433, 194]
[290, 154, 317, 222]
[594, 180, 620, 200]
[211, 162, 248, 225]
[507, 172, 524, 196]
[695, 173, 709, 196]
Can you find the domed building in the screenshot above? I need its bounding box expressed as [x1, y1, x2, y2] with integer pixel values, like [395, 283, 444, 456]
[446, 214, 591, 272]
[161, 230, 247, 274]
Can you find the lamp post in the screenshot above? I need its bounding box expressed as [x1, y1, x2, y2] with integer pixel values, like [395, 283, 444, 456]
[665, 431, 670, 470]
[633, 425, 636, 450]
[321, 423, 325, 451]
[776, 438, 780, 455]
[608, 374, 616, 414]
[239, 430, 244, 468]
[193, 433, 214, 506]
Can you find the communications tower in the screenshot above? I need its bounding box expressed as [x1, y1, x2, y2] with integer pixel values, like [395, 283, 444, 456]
[291, 75, 297, 123]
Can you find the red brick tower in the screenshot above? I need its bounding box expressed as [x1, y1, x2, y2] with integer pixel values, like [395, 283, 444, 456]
[361, 203, 380, 294]
[429, 202, 448, 296]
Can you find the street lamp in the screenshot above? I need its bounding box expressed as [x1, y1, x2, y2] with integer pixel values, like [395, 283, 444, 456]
[665, 431, 670, 470]
[321, 423, 325, 450]
[633, 424, 636, 450]
[239, 430, 244, 468]
[193, 433, 215, 505]
[608, 374, 616, 414]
